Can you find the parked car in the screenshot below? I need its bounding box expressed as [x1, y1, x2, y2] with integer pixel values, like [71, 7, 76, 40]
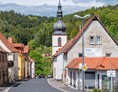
[38, 74, 45, 78]
[47, 74, 53, 78]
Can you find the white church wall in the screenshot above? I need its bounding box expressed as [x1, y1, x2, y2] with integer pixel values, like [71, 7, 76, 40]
[52, 35, 67, 55]
[56, 54, 64, 80]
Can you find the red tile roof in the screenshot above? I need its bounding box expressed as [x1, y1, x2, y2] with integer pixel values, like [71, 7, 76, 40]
[54, 39, 73, 56]
[54, 15, 118, 57]
[13, 43, 29, 54]
[13, 43, 24, 48]
[0, 33, 18, 52]
[66, 57, 118, 70]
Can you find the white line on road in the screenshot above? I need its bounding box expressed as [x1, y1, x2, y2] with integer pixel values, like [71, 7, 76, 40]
[2, 82, 20, 92]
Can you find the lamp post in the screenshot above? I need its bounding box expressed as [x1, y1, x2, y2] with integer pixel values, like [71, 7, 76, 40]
[74, 14, 90, 92]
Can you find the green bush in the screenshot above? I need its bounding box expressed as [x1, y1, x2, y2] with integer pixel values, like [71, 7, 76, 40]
[92, 88, 101, 92]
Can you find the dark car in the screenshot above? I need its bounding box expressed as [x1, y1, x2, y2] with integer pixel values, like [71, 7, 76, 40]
[38, 74, 45, 78]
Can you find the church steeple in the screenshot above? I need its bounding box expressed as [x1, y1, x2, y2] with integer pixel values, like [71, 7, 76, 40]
[53, 0, 66, 35]
[52, 0, 67, 55]
[57, 0, 63, 19]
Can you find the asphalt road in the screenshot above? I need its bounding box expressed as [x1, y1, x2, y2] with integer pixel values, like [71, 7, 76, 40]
[9, 78, 62, 92]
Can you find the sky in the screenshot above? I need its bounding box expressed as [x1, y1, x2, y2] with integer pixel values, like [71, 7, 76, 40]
[0, 0, 106, 7]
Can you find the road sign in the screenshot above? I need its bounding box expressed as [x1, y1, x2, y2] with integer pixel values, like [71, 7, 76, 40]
[82, 65, 88, 71]
[107, 70, 116, 77]
[79, 63, 82, 69]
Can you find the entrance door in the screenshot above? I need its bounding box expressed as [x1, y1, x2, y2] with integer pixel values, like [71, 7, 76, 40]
[70, 71, 72, 85]
[74, 72, 76, 87]
[97, 74, 100, 88]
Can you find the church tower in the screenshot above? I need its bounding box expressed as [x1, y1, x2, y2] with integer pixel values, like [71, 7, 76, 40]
[52, 0, 67, 55]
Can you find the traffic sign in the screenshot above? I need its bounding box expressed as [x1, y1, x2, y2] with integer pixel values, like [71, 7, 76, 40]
[82, 65, 88, 71]
[107, 70, 116, 77]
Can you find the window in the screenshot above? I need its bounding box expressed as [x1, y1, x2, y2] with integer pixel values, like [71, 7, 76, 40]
[89, 36, 94, 44]
[78, 53, 83, 57]
[106, 53, 111, 57]
[4, 54, 6, 62]
[2, 54, 4, 62]
[13, 54, 15, 60]
[0, 54, 1, 63]
[64, 54, 67, 60]
[0, 71, 1, 79]
[5, 54, 7, 61]
[85, 72, 95, 80]
[102, 75, 109, 81]
[58, 37, 61, 47]
[96, 36, 102, 44]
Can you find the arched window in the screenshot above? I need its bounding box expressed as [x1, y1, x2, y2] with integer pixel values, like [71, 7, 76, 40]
[58, 37, 61, 46]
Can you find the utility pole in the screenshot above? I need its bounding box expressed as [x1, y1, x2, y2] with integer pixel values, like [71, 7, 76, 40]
[110, 63, 113, 92]
[74, 14, 90, 92]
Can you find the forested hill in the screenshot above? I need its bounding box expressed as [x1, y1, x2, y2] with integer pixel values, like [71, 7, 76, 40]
[0, 4, 118, 49]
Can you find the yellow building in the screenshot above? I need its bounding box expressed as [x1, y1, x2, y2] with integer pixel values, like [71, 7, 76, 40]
[17, 53, 25, 80]
[12, 43, 25, 80]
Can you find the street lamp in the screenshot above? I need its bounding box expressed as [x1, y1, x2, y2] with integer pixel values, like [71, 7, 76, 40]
[74, 14, 90, 92]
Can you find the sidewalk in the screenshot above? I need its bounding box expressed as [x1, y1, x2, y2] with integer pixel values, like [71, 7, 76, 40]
[0, 80, 24, 92]
[0, 82, 16, 92]
[47, 78, 82, 92]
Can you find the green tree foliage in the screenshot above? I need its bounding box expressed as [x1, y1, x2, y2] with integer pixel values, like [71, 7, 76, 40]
[0, 5, 118, 76]
[0, 5, 118, 45]
[29, 49, 52, 76]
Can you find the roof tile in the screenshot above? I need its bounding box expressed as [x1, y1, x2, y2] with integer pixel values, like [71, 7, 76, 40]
[66, 57, 118, 70]
[0, 33, 18, 52]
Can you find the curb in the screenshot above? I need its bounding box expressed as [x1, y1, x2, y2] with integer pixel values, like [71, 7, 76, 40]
[47, 79, 68, 92]
[2, 83, 20, 92]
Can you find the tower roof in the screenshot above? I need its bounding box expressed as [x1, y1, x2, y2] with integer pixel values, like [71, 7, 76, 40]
[57, 0, 63, 19]
[53, 0, 66, 35]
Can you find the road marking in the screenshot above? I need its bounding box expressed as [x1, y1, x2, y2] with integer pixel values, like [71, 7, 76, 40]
[47, 79, 68, 92]
[2, 82, 21, 92]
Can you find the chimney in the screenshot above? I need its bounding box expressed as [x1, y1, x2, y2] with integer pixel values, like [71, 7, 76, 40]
[8, 37, 12, 43]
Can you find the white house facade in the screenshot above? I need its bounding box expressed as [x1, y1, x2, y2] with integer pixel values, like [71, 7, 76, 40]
[29, 57, 35, 78]
[52, 14, 118, 90]
[0, 34, 18, 82]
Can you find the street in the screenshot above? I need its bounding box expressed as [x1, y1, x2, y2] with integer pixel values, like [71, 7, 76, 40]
[9, 78, 62, 92]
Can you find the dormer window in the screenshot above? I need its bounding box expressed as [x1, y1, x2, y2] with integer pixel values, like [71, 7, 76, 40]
[58, 37, 61, 47]
[89, 36, 94, 44]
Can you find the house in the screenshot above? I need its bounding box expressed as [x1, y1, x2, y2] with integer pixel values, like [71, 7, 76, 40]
[0, 46, 8, 86]
[12, 42, 25, 80]
[0, 33, 18, 82]
[8, 37, 30, 80]
[24, 46, 30, 79]
[25, 56, 35, 78]
[66, 57, 118, 89]
[52, 1, 118, 90]
[28, 57, 35, 78]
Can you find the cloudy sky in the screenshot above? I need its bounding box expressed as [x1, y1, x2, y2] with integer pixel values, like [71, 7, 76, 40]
[0, 0, 107, 7]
